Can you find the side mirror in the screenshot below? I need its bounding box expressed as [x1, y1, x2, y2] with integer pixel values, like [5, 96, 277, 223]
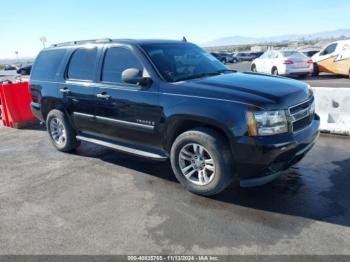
[121, 68, 152, 86]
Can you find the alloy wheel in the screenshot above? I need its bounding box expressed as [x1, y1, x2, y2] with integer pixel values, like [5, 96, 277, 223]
[49, 117, 67, 145]
[178, 143, 215, 186]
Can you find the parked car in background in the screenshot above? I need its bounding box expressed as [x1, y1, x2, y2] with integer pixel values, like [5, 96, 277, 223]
[250, 52, 264, 60]
[210, 52, 230, 64]
[4, 65, 17, 71]
[235, 52, 255, 62]
[228, 53, 238, 63]
[17, 64, 32, 75]
[30, 39, 319, 196]
[0, 65, 18, 77]
[301, 49, 320, 58]
[251, 50, 313, 78]
[312, 40, 350, 78]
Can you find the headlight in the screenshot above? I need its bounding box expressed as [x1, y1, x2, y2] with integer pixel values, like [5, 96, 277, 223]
[247, 110, 288, 136]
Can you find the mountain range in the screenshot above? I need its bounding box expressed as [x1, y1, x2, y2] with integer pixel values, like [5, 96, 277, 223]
[201, 29, 350, 47]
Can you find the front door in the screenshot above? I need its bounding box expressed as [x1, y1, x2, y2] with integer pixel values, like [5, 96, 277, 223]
[93, 45, 162, 148]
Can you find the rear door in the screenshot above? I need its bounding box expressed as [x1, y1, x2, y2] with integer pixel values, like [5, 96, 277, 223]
[93, 45, 162, 148]
[334, 43, 350, 75]
[61, 46, 100, 133]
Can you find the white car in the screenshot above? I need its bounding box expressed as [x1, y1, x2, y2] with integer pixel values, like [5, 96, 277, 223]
[251, 50, 313, 78]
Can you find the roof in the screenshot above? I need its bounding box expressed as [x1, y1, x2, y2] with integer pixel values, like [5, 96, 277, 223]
[50, 38, 187, 48]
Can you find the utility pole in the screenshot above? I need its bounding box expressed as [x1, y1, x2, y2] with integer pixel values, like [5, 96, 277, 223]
[40, 36, 47, 48]
[14, 51, 19, 63]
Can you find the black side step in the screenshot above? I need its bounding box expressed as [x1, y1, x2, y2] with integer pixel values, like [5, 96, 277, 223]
[76, 134, 168, 161]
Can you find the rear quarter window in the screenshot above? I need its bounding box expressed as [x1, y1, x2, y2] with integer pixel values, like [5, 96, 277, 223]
[31, 49, 66, 81]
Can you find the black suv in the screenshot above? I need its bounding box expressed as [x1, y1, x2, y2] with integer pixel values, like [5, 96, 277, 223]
[30, 39, 320, 196]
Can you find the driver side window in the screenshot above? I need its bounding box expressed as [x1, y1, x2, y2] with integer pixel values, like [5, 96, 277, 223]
[321, 44, 337, 56]
[101, 47, 143, 84]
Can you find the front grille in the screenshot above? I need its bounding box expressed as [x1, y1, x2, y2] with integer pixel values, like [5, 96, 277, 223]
[289, 97, 315, 133]
[289, 97, 313, 114]
[293, 114, 313, 132]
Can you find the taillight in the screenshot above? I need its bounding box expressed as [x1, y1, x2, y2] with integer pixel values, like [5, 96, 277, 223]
[283, 60, 293, 64]
[307, 59, 313, 64]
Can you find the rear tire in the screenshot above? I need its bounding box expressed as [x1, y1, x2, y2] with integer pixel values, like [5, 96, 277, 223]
[46, 109, 79, 152]
[251, 64, 257, 72]
[312, 63, 319, 77]
[170, 128, 234, 196]
[272, 67, 278, 76]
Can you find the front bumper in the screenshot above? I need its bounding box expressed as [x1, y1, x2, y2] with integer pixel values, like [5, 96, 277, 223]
[233, 114, 320, 186]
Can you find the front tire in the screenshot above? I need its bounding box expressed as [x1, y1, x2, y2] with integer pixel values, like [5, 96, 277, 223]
[170, 128, 234, 196]
[46, 109, 79, 152]
[251, 64, 257, 72]
[272, 67, 279, 76]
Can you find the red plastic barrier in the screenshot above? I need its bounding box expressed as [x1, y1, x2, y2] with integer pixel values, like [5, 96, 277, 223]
[0, 82, 36, 128]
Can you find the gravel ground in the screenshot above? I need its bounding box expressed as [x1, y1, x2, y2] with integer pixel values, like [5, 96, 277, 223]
[0, 124, 349, 255]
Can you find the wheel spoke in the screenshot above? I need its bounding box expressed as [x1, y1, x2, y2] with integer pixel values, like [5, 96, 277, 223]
[193, 144, 200, 154]
[185, 168, 197, 179]
[181, 164, 195, 174]
[198, 145, 204, 156]
[198, 170, 204, 184]
[202, 169, 210, 183]
[205, 159, 214, 165]
[178, 143, 216, 186]
[205, 165, 214, 172]
[180, 151, 192, 161]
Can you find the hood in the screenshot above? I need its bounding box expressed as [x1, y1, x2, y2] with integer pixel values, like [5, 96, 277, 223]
[173, 72, 311, 110]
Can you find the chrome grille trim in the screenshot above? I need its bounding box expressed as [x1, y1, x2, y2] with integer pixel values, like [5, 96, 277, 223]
[288, 97, 315, 133]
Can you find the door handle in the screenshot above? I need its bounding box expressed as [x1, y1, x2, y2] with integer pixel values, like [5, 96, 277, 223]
[96, 93, 111, 99]
[59, 88, 71, 94]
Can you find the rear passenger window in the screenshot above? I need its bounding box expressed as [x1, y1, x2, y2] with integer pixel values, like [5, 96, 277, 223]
[31, 49, 66, 81]
[67, 48, 98, 81]
[102, 47, 142, 83]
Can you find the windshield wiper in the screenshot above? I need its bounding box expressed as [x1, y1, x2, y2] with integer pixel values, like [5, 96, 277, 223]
[173, 69, 237, 82]
[215, 69, 237, 73]
[174, 72, 220, 82]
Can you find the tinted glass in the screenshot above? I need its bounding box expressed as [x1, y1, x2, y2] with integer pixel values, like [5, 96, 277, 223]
[322, 44, 337, 55]
[67, 48, 97, 81]
[31, 49, 66, 81]
[102, 47, 143, 83]
[141, 43, 227, 82]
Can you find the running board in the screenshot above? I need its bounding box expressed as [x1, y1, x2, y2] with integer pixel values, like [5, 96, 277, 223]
[76, 135, 168, 161]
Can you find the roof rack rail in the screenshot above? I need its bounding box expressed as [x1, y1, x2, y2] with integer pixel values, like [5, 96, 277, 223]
[51, 38, 113, 47]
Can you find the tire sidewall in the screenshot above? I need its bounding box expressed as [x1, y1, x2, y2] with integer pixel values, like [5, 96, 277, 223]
[272, 67, 278, 76]
[170, 129, 233, 195]
[46, 109, 77, 152]
[251, 64, 257, 72]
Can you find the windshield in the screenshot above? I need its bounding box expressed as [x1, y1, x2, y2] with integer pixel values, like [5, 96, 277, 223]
[140, 43, 230, 82]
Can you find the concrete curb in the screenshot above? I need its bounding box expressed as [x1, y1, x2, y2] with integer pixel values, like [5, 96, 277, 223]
[313, 87, 350, 136]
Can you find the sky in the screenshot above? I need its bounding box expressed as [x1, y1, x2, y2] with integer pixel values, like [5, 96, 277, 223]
[1, 0, 350, 58]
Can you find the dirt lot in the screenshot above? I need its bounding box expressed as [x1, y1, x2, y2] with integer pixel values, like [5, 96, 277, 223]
[0, 124, 350, 255]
